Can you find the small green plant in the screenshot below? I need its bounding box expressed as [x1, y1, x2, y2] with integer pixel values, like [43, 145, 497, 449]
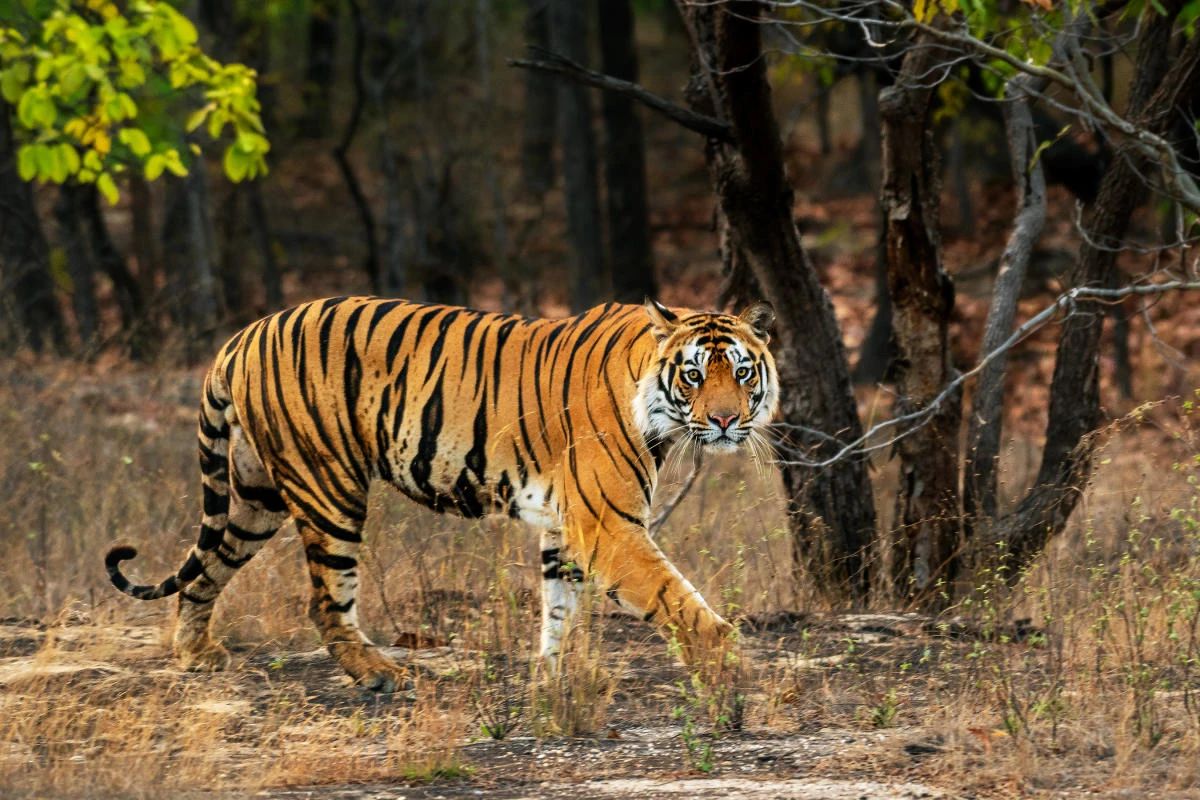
[672, 672, 717, 774]
[868, 687, 900, 728]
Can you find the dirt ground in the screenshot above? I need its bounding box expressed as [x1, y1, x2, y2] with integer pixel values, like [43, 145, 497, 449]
[0, 609, 1084, 800]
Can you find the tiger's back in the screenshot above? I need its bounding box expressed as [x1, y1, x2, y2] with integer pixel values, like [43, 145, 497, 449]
[219, 297, 658, 529]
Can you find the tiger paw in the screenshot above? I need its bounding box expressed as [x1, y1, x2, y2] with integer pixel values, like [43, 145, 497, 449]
[177, 642, 232, 672]
[357, 668, 413, 694]
[345, 649, 414, 694]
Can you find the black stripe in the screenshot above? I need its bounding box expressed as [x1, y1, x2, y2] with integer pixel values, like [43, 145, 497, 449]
[306, 545, 358, 571]
[236, 484, 287, 513]
[227, 521, 278, 541]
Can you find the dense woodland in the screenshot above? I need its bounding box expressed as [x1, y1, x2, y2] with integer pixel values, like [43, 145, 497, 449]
[2, 0, 1199, 608]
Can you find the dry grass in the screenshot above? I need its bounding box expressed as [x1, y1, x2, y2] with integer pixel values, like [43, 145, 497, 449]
[2, 363, 1200, 797]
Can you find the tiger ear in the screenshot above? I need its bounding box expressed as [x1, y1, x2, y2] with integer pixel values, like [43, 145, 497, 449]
[739, 301, 775, 343]
[644, 298, 680, 343]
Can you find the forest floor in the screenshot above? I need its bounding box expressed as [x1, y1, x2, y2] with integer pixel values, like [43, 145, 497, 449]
[8, 603, 1188, 800]
[0, 610, 992, 799]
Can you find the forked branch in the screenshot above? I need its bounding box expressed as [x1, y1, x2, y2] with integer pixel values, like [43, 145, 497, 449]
[508, 49, 734, 143]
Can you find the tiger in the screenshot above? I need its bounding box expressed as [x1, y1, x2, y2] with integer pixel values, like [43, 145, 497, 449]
[105, 297, 779, 692]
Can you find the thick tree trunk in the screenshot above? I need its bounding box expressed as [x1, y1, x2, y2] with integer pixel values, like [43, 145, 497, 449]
[879, 35, 961, 608]
[520, 0, 556, 199]
[0, 101, 65, 353]
[681, 1, 876, 603]
[598, 0, 656, 303]
[991, 8, 1199, 571]
[549, 0, 606, 310]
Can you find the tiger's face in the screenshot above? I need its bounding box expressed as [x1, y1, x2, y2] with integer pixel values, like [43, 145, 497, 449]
[636, 300, 780, 453]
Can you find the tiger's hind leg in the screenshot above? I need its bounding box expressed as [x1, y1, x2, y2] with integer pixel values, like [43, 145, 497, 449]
[174, 424, 288, 670]
[539, 528, 585, 672]
[286, 492, 409, 693]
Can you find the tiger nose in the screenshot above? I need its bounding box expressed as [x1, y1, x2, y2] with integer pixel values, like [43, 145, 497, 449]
[709, 412, 739, 431]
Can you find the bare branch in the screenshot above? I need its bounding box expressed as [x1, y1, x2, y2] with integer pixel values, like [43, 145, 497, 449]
[774, 279, 1200, 470]
[508, 49, 735, 143]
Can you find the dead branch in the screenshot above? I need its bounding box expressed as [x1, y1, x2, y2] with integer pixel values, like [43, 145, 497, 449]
[508, 49, 734, 142]
[774, 279, 1200, 470]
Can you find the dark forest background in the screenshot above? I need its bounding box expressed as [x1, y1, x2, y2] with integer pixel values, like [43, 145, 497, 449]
[3, 0, 1200, 607]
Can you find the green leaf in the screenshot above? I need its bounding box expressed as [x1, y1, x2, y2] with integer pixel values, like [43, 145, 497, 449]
[185, 105, 209, 133]
[57, 143, 80, 176]
[0, 64, 27, 104]
[118, 127, 151, 156]
[223, 145, 248, 182]
[96, 172, 119, 205]
[144, 153, 165, 181]
[17, 145, 37, 181]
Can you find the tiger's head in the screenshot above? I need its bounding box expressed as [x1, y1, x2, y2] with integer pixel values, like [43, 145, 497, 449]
[635, 299, 780, 454]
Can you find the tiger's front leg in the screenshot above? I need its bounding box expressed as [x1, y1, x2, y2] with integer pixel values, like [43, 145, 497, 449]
[564, 501, 733, 668]
[539, 528, 585, 671]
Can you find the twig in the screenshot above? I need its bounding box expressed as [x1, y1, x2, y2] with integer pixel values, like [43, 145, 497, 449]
[508, 49, 734, 143]
[649, 452, 705, 536]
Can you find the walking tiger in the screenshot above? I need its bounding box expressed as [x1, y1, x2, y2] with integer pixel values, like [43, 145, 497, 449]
[106, 297, 779, 691]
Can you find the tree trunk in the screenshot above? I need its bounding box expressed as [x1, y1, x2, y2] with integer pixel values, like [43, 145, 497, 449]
[549, 0, 606, 310]
[521, 0, 556, 199]
[991, 7, 1198, 572]
[247, 183, 283, 309]
[129, 175, 160, 312]
[878, 34, 961, 608]
[963, 70, 1051, 524]
[0, 100, 65, 353]
[79, 184, 152, 359]
[301, 0, 339, 138]
[163, 167, 220, 359]
[680, 1, 876, 604]
[55, 185, 99, 351]
[598, 0, 656, 304]
[334, 0, 381, 293]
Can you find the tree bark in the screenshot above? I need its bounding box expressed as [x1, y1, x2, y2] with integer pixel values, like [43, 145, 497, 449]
[301, 0, 339, 137]
[162, 167, 220, 359]
[335, 0, 381, 293]
[79, 184, 152, 359]
[0, 101, 65, 353]
[247, 183, 283, 309]
[680, 1, 876, 604]
[598, 0, 656, 303]
[549, 0, 606, 310]
[879, 34, 961, 608]
[963, 68, 1050, 524]
[991, 7, 1199, 571]
[54, 185, 99, 351]
[520, 0, 556, 199]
